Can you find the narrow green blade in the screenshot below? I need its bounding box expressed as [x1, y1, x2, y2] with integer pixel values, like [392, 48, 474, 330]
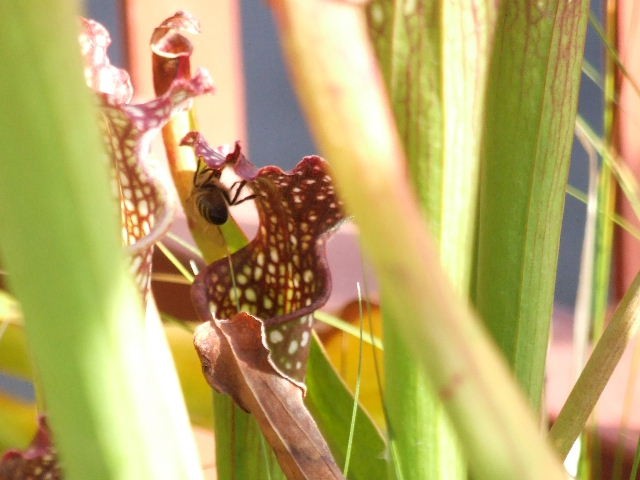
[368, 1, 494, 476]
[474, 0, 590, 411]
[0, 3, 202, 478]
[306, 335, 387, 480]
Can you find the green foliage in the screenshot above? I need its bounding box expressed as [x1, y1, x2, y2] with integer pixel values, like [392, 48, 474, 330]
[305, 335, 387, 480]
[367, 1, 494, 476]
[0, 3, 202, 478]
[270, 1, 570, 478]
[549, 272, 640, 457]
[475, 1, 590, 410]
[1, 1, 638, 479]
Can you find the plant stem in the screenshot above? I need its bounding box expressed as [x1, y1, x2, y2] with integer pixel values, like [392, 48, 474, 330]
[0, 3, 202, 478]
[549, 271, 640, 459]
[474, 0, 590, 412]
[271, 2, 566, 478]
[368, 0, 497, 475]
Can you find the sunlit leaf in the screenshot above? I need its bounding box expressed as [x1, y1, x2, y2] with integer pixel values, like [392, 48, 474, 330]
[305, 333, 387, 480]
[164, 322, 214, 427]
[319, 301, 385, 427]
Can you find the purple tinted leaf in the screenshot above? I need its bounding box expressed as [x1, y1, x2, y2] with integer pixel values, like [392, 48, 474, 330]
[185, 133, 345, 387]
[150, 11, 200, 95]
[80, 18, 214, 299]
[79, 18, 132, 104]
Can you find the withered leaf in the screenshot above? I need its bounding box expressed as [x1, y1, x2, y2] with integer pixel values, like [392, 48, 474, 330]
[194, 316, 344, 480]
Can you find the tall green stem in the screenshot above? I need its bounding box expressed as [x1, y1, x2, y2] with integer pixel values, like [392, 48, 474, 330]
[475, 0, 590, 411]
[0, 3, 201, 478]
[367, 1, 494, 477]
[272, 1, 566, 478]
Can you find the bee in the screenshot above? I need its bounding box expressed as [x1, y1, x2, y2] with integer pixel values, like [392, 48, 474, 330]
[191, 162, 255, 225]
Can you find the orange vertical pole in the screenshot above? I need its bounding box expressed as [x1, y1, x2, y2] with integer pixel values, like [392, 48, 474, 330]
[615, 1, 640, 299]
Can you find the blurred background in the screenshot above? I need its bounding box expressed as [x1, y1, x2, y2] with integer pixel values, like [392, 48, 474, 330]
[4, 3, 640, 478]
[85, 0, 605, 310]
[0, 0, 612, 417]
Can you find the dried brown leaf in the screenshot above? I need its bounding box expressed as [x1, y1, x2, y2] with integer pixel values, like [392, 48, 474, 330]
[194, 317, 344, 480]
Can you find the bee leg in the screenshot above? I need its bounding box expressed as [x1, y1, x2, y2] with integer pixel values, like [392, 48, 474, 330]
[228, 180, 257, 206]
